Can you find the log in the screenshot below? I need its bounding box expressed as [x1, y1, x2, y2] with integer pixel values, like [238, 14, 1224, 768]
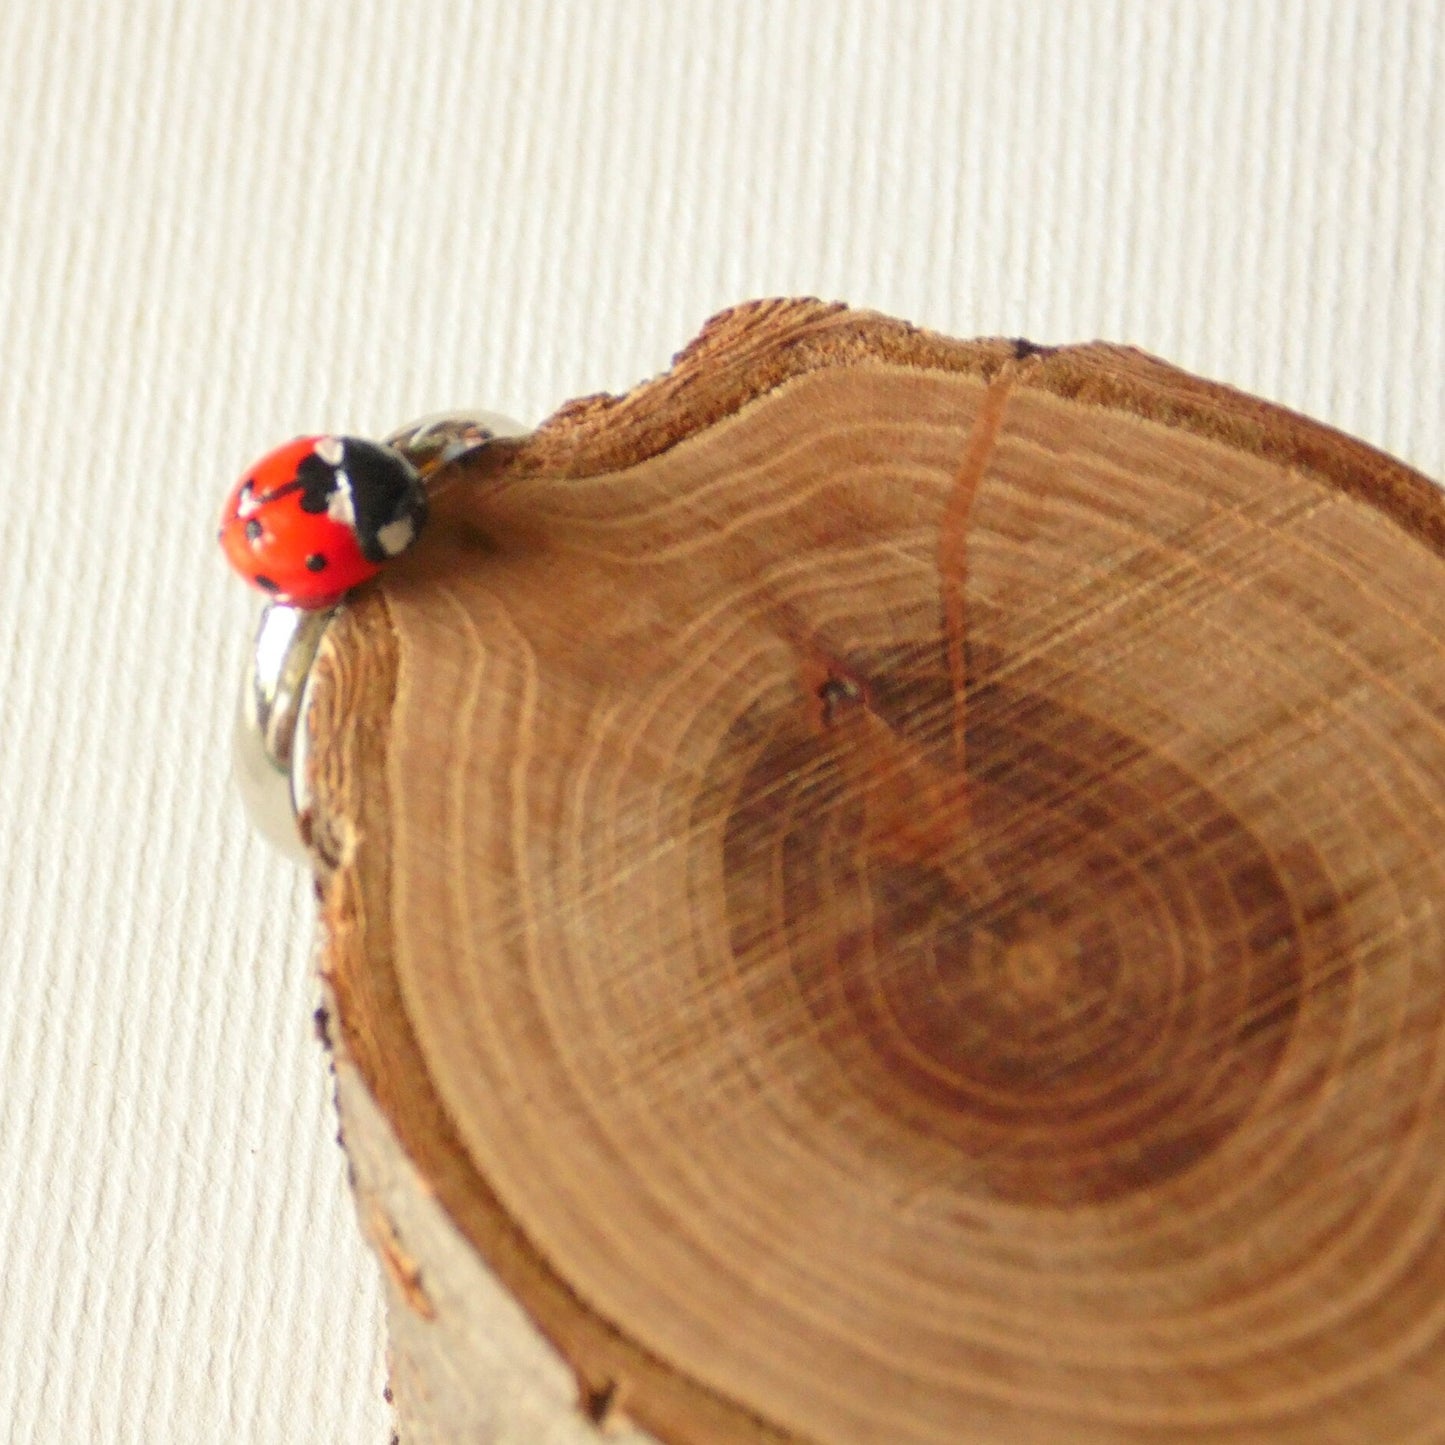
[304, 299, 1445, 1444]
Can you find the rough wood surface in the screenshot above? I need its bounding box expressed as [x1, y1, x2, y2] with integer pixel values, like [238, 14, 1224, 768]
[306, 299, 1445, 1444]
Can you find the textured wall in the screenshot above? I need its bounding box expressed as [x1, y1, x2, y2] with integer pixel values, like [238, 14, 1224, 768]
[0, 2, 1439, 1441]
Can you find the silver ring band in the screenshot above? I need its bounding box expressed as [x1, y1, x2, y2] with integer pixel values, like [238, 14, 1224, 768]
[233, 410, 528, 859]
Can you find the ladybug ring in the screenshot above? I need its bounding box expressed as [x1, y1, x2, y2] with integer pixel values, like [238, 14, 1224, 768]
[226, 411, 528, 857]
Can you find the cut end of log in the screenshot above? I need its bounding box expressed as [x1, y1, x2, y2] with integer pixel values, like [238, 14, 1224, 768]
[307, 299, 1445, 1444]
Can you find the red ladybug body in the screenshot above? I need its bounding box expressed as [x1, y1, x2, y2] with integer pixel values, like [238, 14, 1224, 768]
[218, 435, 427, 609]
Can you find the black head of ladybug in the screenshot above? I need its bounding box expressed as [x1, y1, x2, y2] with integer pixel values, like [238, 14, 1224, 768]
[299, 436, 428, 564]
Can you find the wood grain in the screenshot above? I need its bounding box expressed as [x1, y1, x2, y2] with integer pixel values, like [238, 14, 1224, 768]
[307, 299, 1445, 1444]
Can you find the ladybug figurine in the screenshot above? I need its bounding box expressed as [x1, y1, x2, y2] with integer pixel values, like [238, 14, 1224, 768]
[218, 434, 427, 609]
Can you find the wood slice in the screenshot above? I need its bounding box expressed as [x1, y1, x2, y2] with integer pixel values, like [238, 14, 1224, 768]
[305, 299, 1445, 1444]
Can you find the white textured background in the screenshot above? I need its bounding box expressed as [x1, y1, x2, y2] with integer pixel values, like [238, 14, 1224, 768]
[0, 2, 1439, 1441]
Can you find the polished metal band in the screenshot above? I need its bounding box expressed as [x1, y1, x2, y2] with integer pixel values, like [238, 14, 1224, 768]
[233, 411, 528, 859]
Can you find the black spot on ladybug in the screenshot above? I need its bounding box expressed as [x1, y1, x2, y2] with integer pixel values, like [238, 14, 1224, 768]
[245, 519, 263, 543]
[294, 452, 341, 514]
[254, 574, 280, 593]
[306, 552, 327, 572]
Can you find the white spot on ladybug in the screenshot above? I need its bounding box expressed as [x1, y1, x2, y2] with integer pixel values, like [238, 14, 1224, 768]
[376, 516, 417, 557]
[327, 470, 356, 528]
[236, 481, 260, 517]
[314, 436, 344, 466]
